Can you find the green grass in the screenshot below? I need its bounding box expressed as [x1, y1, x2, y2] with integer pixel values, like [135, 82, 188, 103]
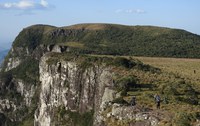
[134, 56, 200, 90]
[59, 42, 85, 48]
[123, 56, 200, 126]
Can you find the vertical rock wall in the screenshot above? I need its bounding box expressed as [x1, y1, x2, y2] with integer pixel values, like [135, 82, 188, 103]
[34, 54, 114, 126]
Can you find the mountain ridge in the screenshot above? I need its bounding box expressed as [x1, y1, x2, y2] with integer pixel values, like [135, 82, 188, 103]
[12, 23, 200, 58]
[26, 23, 199, 34]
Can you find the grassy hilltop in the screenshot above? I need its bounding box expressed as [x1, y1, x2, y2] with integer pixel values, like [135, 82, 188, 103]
[13, 23, 200, 58]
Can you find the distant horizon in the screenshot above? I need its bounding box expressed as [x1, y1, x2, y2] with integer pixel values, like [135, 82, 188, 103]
[25, 23, 200, 33]
[1, 0, 200, 49]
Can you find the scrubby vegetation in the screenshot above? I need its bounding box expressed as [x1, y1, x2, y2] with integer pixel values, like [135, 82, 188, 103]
[114, 75, 138, 96]
[122, 56, 200, 126]
[52, 106, 94, 126]
[12, 57, 39, 83]
[112, 97, 129, 105]
[0, 57, 39, 84]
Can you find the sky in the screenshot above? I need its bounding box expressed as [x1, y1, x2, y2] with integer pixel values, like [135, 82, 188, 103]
[0, 0, 200, 49]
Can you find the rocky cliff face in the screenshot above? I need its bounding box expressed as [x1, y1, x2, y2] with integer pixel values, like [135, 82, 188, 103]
[34, 53, 114, 126]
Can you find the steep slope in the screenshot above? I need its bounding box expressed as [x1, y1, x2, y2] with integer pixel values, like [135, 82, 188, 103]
[1, 52, 199, 126]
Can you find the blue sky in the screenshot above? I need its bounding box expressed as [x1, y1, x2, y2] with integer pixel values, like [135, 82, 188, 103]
[0, 0, 200, 49]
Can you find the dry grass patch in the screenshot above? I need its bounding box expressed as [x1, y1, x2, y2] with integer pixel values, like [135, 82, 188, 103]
[63, 23, 107, 30]
[134, 57, 200, 81]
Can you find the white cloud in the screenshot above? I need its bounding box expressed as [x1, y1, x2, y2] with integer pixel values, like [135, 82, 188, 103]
[0, 0, 50, 10]
[16, 1, 34, 9]
[125, 9, 134, 13]
[115, 9, 146, 14]
[0, 1, 34, 10]
[135, 9, 145, 14]
[41, 0, 48, 7]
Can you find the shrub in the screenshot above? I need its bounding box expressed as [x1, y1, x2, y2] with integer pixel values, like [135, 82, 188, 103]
[113, 57, 136, 68]
[114, 76, 137, 96]
[173, 112, 197, 126]
[11, 57, 39, 84]
[112, 97, 129, 105]
[67, 110, 94, 126]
